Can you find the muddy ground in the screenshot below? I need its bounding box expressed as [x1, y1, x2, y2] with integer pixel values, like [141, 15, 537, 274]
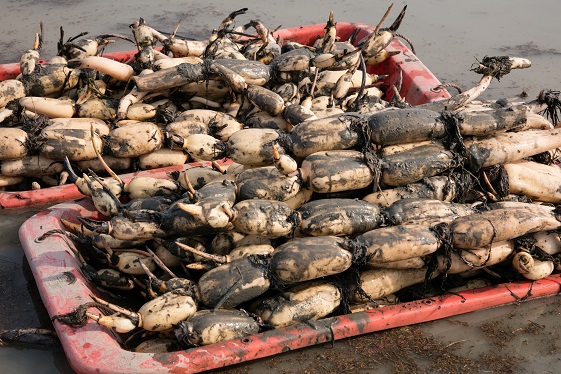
[2, 0, 561, 373]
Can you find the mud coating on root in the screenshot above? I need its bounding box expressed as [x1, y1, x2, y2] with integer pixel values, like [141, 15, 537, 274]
[465, 142, 491, 173]
[368, 108, 443, 146]
[471, 56, 513, 81]
[299, 200, 382, 236]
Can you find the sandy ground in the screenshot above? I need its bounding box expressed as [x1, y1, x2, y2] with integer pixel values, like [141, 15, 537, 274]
[1, 1, 561, 373]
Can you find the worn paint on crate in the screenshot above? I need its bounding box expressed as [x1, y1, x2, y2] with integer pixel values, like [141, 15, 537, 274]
[0, 160, 231, 209]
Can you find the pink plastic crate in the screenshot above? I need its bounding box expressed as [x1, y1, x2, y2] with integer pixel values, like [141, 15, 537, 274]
[19, 198, 561, 373]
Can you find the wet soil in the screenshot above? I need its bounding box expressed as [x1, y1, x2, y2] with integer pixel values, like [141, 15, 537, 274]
[211, 296, 561, 374]
[2, 1, 561, 373]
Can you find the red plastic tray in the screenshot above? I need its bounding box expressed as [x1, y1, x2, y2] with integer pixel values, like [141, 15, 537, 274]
[19, 198, 561, 374]
[1, 22, 450, 209]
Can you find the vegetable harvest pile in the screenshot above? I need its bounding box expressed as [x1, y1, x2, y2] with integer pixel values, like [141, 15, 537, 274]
[6, 4, 561, 354]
